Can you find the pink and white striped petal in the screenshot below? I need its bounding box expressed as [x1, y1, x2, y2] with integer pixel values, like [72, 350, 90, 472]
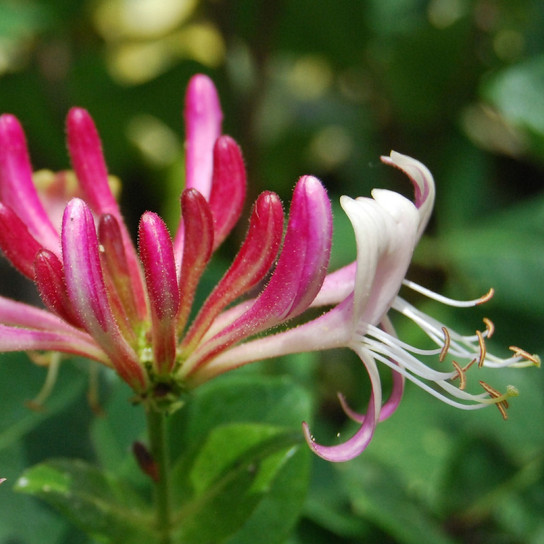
[0, 324, 109, 364]
[62, 198, 146, 389]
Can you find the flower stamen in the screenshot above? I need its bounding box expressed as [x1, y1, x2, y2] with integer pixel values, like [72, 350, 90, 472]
[509, 346, 541, 367]
[450, 357, 477, 390]
[402, 280, 494, 308]
[477, 330, 486, 367]
[483, 317, 495, 338]
[451, 360, 466, 390]
[439, 326, 450, 362]
[479, 381, 519, 419]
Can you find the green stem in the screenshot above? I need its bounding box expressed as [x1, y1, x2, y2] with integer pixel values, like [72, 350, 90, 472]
[146, 407, 173, 544]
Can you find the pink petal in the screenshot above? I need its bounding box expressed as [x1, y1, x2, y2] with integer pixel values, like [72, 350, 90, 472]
[0, 202, 43, 278]
[183, 74, 223, 199]
[139, 212, 179, 374]
[311, 262, 356, 307]
[338, 367, 403, 423]
[34, 249, 84, 328]
[98, 214, 141, 324]
[186, 176, 332, 372]
[235, 175, 332, 326]
[0, 324, 109, 364]
[0, 114, 59, 251]
[66, 108, 148, 321]
[181, 190, 283, 353]
[303, 346, 383, 462]
[303, 391, 377, 462]
[66, 108, 117, 215]
[176, 188, 214, 334]
[208, 136, 247, 250]
[0, 295, 93, 336]
[62, 198, 146, 389]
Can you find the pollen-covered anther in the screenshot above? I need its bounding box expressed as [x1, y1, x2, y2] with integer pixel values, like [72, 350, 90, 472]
[439, 326, 451, 362]
[476, 329, 487, 367]
[476, 287, 495, 305]
[479, 380, 519, 420]
[483, 317, 495, 338]
[509, 346, 541, 367]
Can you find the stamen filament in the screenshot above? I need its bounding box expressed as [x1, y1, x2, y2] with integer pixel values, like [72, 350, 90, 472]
[402, 280, 494, 307]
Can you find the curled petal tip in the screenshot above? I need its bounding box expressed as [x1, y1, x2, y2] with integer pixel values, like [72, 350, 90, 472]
[380, 150, 435, 235]
[302, 393, 377, 462]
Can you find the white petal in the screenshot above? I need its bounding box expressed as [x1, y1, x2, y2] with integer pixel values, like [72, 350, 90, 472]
[341, 190, 419, 327]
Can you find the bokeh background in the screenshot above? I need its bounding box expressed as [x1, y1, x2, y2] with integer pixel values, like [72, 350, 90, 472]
[0, 0, 543, 543]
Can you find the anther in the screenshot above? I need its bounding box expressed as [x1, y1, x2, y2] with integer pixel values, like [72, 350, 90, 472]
[439, 327, 451, 362]
[462, 358, 477, 373]
[509, 346, 541, 367]
[479, 380, 509, 420]
[476, 288, 495, 305]
[451, 360, 466, 390]
[476, 330, 486, 367]
[483, 317, 495, 339]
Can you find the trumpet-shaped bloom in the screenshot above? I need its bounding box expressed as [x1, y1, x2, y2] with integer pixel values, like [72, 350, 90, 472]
[0, 75, 538, 461]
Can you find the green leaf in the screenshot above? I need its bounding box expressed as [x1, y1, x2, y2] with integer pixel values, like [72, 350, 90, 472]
[0, 354, 86, 450]
[172, 423, 306, 544]
[14, 458, 153, 544]
[340, 457, 457, 544]
[0, 443, 67, 544]
[90, 378, 146, 481]
[183, 374, 313, 443]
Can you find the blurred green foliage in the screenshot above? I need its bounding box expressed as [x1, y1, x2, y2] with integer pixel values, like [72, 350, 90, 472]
[0, 0, 543, 543]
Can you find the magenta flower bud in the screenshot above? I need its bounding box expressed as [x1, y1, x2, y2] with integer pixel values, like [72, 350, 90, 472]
[183, 74, 222, 200]
[139, 212, 179, 374]
[0, 114, 58, 251]
[0, 202, 43, 278]
[208, 135, 247, 250]
[176, 188, 214, 334]
[34, 249, 83, 328]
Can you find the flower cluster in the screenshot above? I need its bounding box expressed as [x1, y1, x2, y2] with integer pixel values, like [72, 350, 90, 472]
[0, 75, 538, 461]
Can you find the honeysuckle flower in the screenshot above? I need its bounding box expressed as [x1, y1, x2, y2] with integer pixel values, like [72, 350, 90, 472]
[186, 153, 539, 462]
[0, 75, 538, 462]
[0, 74, 331, 402]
